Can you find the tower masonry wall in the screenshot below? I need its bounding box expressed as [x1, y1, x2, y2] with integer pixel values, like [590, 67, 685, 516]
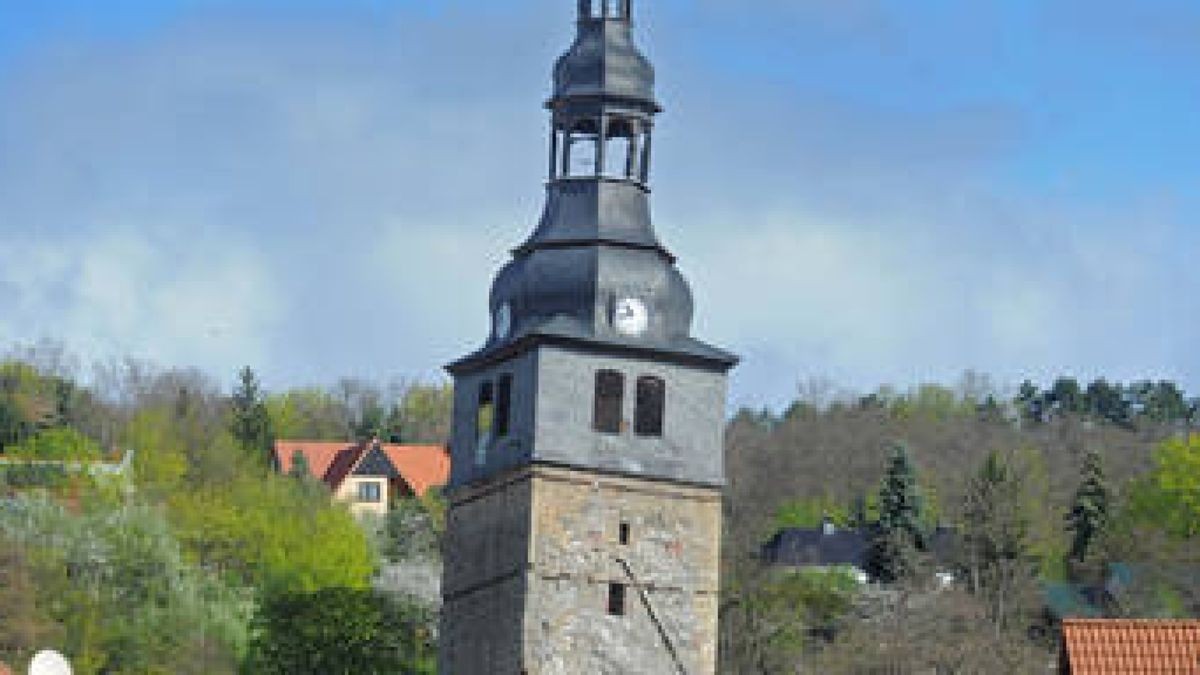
[440, 470, 532, 674]
[524, 465, 721, 675]
[440, 464, 721, 675]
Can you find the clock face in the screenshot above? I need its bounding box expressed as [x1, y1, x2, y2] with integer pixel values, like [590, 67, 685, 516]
[494, 303, 512, 339]
[613, 297, 649, 337]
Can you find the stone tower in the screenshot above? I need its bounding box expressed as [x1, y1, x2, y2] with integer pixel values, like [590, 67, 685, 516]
[439, 1, 737, 673]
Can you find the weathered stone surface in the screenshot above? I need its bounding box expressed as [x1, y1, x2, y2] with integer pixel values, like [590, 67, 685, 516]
[440, 466, 720, 674]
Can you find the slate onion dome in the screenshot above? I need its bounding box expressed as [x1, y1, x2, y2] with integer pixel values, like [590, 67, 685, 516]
[453, 0, 734, 372]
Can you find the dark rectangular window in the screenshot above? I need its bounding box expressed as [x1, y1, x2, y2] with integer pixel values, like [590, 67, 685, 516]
[607, 583, 626, 616]
[496, 374, 513, 438]
[593, 370, 624, 434]
[634, 376, 665, 437]
[619, 522, 630, 545]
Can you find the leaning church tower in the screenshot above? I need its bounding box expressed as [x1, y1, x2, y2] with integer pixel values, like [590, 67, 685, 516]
[440, 1, 737, 673]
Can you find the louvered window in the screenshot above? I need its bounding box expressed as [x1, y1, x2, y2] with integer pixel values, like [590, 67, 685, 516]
[634, 376, 665, 437]
[593, 370, 624, 434]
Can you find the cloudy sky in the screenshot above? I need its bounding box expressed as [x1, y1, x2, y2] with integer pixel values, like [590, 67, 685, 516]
[0, 0, 1197, 408]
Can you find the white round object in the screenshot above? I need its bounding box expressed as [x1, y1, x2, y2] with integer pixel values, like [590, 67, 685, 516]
[613, 297, 649, 337]
[29, 650, 72, 675]
[494, 302, 512, 339]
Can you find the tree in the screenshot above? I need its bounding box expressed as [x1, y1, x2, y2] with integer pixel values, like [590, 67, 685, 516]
[864, 444, 927, 583]
[960, 451, 1040, 634]
[5, 427, 102, 461]
[288, 450, 312, 481]
[245, 588, 435, 675]
[1065, 451, 1110, 565]
[230, 367, 272, 465]
[0, 533, 61, 669]
[1129, 433, 1200, 538]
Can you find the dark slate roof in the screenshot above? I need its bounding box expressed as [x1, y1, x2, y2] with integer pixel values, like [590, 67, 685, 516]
[761, 529, 869, 567]
[353, 444, 400, 479]
[761, 526, 961, 569]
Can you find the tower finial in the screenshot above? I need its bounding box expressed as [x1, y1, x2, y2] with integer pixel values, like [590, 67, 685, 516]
[578, 0, 631, 22]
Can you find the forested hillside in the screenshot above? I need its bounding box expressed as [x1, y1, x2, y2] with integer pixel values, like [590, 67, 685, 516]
[722, 375, 1200, 672]
[1, 344, 1196, 673]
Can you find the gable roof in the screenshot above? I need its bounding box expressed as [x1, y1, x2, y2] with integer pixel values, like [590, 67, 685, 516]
[273, 440, 449, 497]
[762, 526, 960, 569]
[1061, 619, 1200, 674]
[762, 528, 869, 567]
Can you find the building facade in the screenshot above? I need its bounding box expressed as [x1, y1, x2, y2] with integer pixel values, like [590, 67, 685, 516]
[440, 1, 737, 673]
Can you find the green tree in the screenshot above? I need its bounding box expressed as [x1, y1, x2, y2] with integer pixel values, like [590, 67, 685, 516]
[230, 367, 272, 465]
[864, 444, 927, 583]
[6, 427, 102, 461]
[960, 451, 1040, 633]
[1066, 451, 1110, 564]
[1130, 433, 1200, 538]
[245, 588, 435, 675]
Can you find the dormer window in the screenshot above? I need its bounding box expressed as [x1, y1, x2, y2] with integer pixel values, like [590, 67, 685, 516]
[634, 376, 665, 437]
[594, 370, 624, 434]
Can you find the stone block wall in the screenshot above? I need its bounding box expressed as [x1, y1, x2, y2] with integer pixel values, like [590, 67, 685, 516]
[441, 465, 721, 675]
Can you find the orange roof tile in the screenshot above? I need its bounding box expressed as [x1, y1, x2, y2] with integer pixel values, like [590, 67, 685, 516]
[1062, 619, 1200, 674]
[273, 440, 449, 497]
[382, 444, 450, 497]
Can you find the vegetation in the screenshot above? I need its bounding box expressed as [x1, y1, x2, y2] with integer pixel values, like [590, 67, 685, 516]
[722, 375, 1199, 673]
[0, 345, 451, 673]
[2, 341, 1196, 673]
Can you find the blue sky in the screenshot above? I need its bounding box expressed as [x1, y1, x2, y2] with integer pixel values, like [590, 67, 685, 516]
[0, 0, 1196, 408]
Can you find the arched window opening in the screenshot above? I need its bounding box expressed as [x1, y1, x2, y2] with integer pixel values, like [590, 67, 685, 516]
[635, 375, 665, 437]
[593, 370, 624, 434]
[475, 382, 495, 464]
[496, 374, 513, 438]
[602, 118, 638, 179]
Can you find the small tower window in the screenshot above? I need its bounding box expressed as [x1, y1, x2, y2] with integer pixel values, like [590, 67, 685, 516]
[634, 376, 665, 437]
[593, 370, 624, 434]
[607, 583, 627, 616]
[496, 374, 513, 438]
[619, 522, 630, 545]
[476, 382, 495, 464]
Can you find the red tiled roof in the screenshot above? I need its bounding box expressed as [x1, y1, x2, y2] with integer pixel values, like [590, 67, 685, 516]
[382, 445, 450, 497]
[272, 440, 449, 497]
[1062, 619, 1200, 674]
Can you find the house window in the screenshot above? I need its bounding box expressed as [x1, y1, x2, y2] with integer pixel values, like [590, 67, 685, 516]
[476, 382, 495, 464]
[634, 376, 665, 437]
[593, 370, 624, 434]
[607, 583, 626, 616]
[357, 481, 382, 503]
[496, 374, 513, 438]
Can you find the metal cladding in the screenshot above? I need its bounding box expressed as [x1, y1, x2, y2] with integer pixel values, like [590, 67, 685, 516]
[551, 2, 658, 110]
[448, 0, 736, 375]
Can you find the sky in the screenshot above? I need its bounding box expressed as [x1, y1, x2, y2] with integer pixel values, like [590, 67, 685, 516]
[0, 0, 1197, 410]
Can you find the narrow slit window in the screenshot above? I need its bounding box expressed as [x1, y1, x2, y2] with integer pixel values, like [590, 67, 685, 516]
[593, 370, 624, 434]
[496, 374, 513, 438]
[607, 583, 626, 616]
[634, 376, 665, 437]
[619, 522, 630, 545]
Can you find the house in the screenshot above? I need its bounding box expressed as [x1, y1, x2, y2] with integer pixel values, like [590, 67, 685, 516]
[273, 440, 449, 517]
[1059, 619, 1200, 673]
[760, 519, 959, 586]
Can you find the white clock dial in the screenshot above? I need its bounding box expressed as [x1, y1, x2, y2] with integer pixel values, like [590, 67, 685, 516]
[494, 302, 512, 339]
[613, 297, 649, 336]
